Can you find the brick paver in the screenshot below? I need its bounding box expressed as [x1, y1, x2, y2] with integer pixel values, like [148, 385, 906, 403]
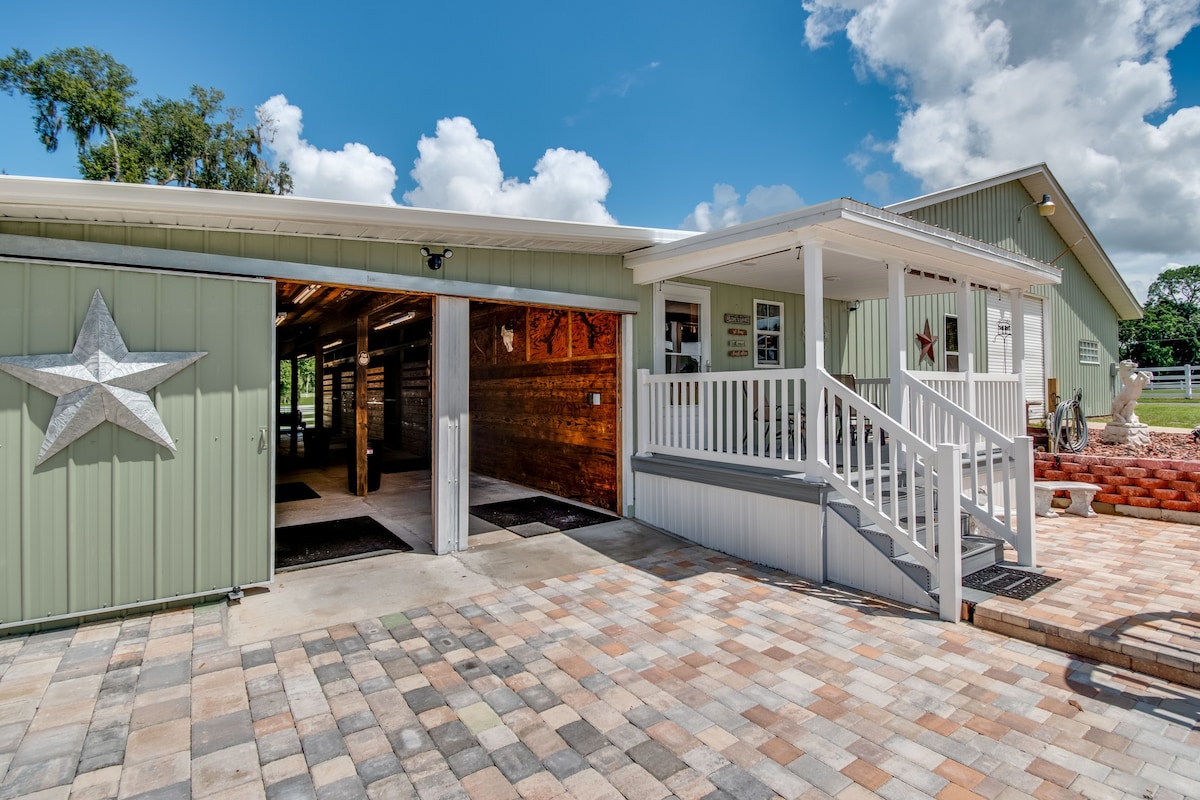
[975, 512, 1200, 687]
[1, 541, 1199, 799]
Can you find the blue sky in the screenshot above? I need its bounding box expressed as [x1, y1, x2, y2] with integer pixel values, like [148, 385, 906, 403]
[3, 1, 1200, 299]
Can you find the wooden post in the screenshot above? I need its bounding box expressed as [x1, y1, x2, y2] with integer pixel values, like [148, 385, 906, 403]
[355, 315, 369, 497]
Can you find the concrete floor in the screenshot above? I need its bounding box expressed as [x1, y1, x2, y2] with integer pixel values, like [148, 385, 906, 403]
[233, 461, 685, 645]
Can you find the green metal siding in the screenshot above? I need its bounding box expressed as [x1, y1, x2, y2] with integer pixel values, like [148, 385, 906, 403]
[634, 278, 849, 373]
[0, 221, 635, 303]
[0, 260, 273, 627]
[901, 182, 1121, 417]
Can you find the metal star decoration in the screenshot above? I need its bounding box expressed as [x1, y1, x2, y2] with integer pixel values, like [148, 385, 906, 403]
[0, 290, 206, 465]
[916, 319, 938, 366]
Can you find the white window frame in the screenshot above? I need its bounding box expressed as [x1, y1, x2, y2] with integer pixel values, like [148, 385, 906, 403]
[944, 313, 959, 371]
[1079, 339, 1100, 365]
[753, 298, 784, 369]
[653, 282, 711, 374]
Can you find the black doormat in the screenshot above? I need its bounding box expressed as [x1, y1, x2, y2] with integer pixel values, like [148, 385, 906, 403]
[275, 482, 321, 504]
[470, 496, 617, 534]
[963, 565, 1060, 600]
[275, 516, 413, 571]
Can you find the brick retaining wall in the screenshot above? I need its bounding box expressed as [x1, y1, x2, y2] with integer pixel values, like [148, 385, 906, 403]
[1034, 452, 1200, 516]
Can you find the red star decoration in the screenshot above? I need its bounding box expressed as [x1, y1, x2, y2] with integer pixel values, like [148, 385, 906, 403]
[916, 320, 938, 365]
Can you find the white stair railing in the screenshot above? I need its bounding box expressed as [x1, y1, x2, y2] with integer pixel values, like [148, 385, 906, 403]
[900, 372, 1035, 567]
[636, 367, 967, 621]
[814, 370, 962, 622]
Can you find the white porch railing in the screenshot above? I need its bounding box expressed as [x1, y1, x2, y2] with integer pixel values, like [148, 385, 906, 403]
[899, 372, 1035, 566]
[908, 370, 1024, 438]
[636, 369, 804, 468]
[637, 368, 964, 621]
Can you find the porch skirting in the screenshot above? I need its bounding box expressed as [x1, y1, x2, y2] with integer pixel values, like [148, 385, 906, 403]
[631, 454, 830, 583]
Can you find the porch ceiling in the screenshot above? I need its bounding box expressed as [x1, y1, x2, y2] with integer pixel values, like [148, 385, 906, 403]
[624, 199, 1062, 301]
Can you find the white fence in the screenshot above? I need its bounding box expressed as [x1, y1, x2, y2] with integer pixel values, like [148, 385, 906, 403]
[1143, 364, 1199, 398]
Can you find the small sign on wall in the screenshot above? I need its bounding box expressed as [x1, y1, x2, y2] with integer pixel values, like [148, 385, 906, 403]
[729, 349, 749, 357]
[728, 340, 746, 347]
[724, 313, 751, 325]
[728, 327, 747, 336]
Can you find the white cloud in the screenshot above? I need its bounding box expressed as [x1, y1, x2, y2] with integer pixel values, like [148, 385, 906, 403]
[682, 183, 805, 232]
[803, 0, 1200, 301]
[257, 95, 398, 206]
[403, 117, 616, 224]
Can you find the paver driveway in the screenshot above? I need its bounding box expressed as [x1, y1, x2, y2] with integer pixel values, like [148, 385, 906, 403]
[1, 544, 1198, 800]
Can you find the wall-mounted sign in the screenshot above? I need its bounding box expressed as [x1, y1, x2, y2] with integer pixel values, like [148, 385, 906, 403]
[728, 340, 746, 348]
[729, 349, 749, 357]
[727, 327, 747, 336]
[724, 313, 751, 325]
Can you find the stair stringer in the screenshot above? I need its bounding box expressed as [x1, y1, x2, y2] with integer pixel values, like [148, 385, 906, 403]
[825, 503, 938, 612]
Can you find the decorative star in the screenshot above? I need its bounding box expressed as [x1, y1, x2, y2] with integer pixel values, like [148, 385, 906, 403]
[0, 290, 206, 465]
[916, 319, 938, 366]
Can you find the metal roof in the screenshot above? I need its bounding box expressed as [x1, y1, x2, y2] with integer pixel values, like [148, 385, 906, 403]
[887, 163, 1142, 320]
[0, 176, 694, 255]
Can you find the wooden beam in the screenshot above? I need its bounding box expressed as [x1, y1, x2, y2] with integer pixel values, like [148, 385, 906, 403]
[355, 315, 369, 497]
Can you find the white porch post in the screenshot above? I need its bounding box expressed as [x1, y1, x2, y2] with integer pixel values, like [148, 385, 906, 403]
[957, 278, 976, 415]
[1008, 288, 1026, 430]
[887, 261, 907, 422]
[433, 295, 471, 554]
[803, 240, 825, 470]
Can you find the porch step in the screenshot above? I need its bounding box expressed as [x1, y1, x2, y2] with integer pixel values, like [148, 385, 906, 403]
[828, 493, 1003, 594]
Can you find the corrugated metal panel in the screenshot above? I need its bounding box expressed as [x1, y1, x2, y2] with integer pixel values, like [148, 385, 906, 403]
[845, 292, 960, 377]
[902, 182, 1119, 416]
[0, 220, 637, 304]
[826, 512, 935, 611]
[633, 472, 824, 581]
[631, 277, 851, 375]
[0, 260, 272, 627]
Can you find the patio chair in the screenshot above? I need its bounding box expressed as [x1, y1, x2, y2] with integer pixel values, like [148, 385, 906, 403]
[740, 381, 796, 456]
[830, 374, 876, 445]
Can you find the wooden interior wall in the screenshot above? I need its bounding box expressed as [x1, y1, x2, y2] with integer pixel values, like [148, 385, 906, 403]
[398, 347, 431, 456]
[469, 303, 621, 511]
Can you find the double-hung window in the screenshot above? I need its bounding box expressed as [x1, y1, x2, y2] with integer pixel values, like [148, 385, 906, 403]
[754, 300, 783, 368]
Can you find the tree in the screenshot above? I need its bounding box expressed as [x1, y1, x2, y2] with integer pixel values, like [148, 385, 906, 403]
[1119, 266, 1200, 367]
[0, 47, 136, 180]
[1, 46, 289, 194]
[80, 87, 292, 194]
[1147, 264, 1200, 307]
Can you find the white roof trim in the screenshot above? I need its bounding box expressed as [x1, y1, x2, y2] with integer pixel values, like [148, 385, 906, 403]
[625, 198, 1060, 290]
[0, 176, 694, 256]
[887, 163, 1142, 320]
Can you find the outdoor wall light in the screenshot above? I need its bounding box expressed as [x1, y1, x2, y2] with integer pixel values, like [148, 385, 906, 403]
[420, 247, 454, 270]
[847, 300, 860, 312]
[1018, 193, 1056, 223]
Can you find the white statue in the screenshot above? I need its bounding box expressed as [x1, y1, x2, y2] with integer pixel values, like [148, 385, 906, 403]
[1111, 360, 1152, 424]
[1101, 360, 1153, 447]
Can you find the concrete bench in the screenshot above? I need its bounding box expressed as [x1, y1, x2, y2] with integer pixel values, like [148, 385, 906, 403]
[1034, 480, 1098, 518]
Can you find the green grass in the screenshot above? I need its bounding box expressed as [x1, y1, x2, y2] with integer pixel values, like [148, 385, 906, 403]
[1127, 401, 1200, 429]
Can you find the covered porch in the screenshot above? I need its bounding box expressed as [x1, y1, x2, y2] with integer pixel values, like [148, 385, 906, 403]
[626, 200, 1061, 621]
